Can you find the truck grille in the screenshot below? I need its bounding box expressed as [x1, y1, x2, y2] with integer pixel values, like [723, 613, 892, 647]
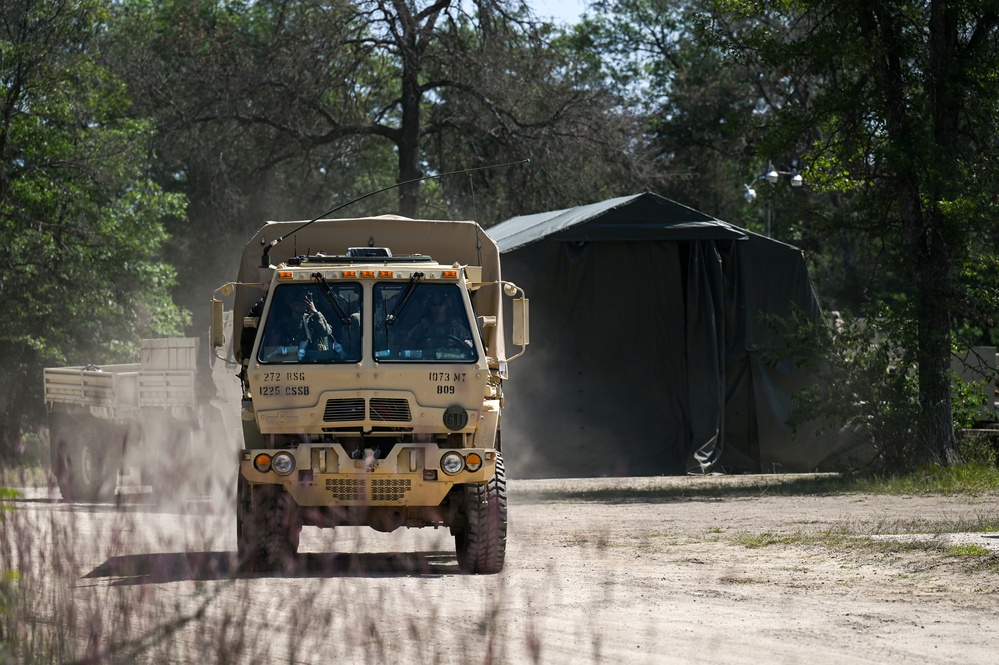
[324, 477, 412, 502]
[369, 398, 411, 422]
[371, 478, 412, 501]
[323, 397, 412, 423]
[323, 398, 365, 422]
[325, 478, 366, 501]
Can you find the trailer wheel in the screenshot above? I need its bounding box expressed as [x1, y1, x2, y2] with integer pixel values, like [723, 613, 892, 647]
[455, 453, 508, 574]
[51, 416, 119, 502]
[237, 477, 302, 574]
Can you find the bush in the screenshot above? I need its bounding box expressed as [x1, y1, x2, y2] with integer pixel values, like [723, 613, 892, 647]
[768, 305, 986, 473]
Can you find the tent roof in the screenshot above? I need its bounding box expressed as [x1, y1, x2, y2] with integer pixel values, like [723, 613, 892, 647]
[488, 192, 748, 252]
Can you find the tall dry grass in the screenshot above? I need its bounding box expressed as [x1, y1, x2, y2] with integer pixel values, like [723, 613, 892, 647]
[0, 465, 538, 664]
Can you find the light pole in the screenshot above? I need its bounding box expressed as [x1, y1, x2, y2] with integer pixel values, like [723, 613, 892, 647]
[743, 163, 803, 237]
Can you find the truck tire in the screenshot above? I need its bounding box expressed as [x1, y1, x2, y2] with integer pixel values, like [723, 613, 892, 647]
[51, 416, 119, 502]
[237, 477, 302, 573]
[455, 453, 508, 574]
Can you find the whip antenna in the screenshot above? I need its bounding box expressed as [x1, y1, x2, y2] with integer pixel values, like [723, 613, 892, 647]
[261, 158, 531, 267]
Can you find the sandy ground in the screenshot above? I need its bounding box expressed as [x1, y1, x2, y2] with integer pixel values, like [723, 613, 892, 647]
[4, 474, 999, 663]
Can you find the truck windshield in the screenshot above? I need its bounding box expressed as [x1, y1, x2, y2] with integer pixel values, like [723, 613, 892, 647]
[373, 283, 477, 362]
[258, 283, 362, 364]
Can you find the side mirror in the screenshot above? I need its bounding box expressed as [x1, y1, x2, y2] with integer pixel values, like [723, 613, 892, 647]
[210, 298, 226, 348]
[512, 298, 529, 348]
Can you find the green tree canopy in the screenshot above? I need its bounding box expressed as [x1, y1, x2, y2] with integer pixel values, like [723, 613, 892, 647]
[704, 0, 999, 464]
[0, 0, 187, 451]
[102, 0, 651, 329]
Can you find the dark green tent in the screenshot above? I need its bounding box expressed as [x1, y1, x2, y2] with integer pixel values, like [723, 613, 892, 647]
[489, 192, 863, 477]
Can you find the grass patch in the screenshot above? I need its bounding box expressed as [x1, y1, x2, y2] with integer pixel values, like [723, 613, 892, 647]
[947, 544, 991, 557]
[733, 532, 804, 548]
[866, 514, 999, 535]
[518, 463, 999, 503]
[731, 529, 943, 555]
[861, 463, 999, 495]
[727, 518, 999, 564]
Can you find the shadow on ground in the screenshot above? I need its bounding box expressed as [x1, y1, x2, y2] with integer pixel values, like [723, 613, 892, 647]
[83, 550, 458, 585]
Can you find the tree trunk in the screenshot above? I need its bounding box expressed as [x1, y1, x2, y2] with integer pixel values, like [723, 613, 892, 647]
[393, 0, 445, 218]
[912, 220, 958, 465]
[914, 0, 961, 465]
[397, 59, 423, 217]
[868, 1, 963, 466]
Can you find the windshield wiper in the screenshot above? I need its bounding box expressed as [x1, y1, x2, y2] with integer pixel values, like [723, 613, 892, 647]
[386, 272, 424, 325]
[311, 272, 352, 325]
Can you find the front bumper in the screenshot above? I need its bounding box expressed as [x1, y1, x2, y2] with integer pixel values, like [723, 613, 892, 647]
[239, 443, 497, 507]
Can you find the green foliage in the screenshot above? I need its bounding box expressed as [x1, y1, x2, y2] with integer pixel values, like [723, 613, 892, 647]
[580, 1, 774, 224]
[955, 430, 999, 468]
[100, 0, 650, 332]
[863, 463, 999, 496]
[767, 305, 992, 472]
[950, 375, 991, 433]
[701, 0, 999, 465]
[0, 0, 188, 452]
[947, 544, 990, 558]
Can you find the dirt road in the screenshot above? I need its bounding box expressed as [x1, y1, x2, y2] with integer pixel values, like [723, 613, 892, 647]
[5, 475, 999, 663]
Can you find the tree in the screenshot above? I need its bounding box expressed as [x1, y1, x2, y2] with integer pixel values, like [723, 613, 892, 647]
[579, 1, 743, 219]
[103, 0, 649, 330]
[707, 1, 999, 465]
[0, 0, 187, 452]
[415, 4, 650, 219]
[578, 1, 824, 231]
[108, 0, 646, 220]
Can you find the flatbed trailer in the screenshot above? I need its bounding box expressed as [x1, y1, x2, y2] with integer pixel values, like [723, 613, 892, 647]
[44, 337, 240, 501]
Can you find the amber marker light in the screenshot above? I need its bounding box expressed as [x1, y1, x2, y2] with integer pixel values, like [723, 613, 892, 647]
[442, 270, 458, 278]
[253, 453, 272, 473]
[378, 270, 394, 277]
[342, 270, 357, 277]
[278, 271, 293, 279]
[465, 452, 483, 472]
[361, 270, 375, 277]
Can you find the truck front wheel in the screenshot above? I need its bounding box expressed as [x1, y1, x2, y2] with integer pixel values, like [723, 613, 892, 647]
[237, 477, 302, 573]
[454, 453, 508, 574]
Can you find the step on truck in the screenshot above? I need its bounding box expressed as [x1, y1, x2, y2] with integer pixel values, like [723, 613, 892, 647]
[212, 214, 529, 574]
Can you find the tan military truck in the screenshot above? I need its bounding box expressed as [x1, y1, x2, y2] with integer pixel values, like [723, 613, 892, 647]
[212, 215, 528, 574]
[43, 337, 241, 501]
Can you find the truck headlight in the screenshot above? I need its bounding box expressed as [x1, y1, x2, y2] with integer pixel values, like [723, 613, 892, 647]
[465, 453, 483, 472]
[272, 451, 296, 476]
[440, 452, 465, 476]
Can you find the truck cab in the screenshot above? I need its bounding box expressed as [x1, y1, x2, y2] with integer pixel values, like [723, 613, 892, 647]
[212, 216, 527, 574]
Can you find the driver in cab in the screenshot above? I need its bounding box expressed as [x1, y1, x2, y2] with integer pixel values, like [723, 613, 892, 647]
[405, 291, 471, 348]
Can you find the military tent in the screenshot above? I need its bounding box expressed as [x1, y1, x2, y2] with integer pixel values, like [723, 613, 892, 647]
[488, 192, 861, 478]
